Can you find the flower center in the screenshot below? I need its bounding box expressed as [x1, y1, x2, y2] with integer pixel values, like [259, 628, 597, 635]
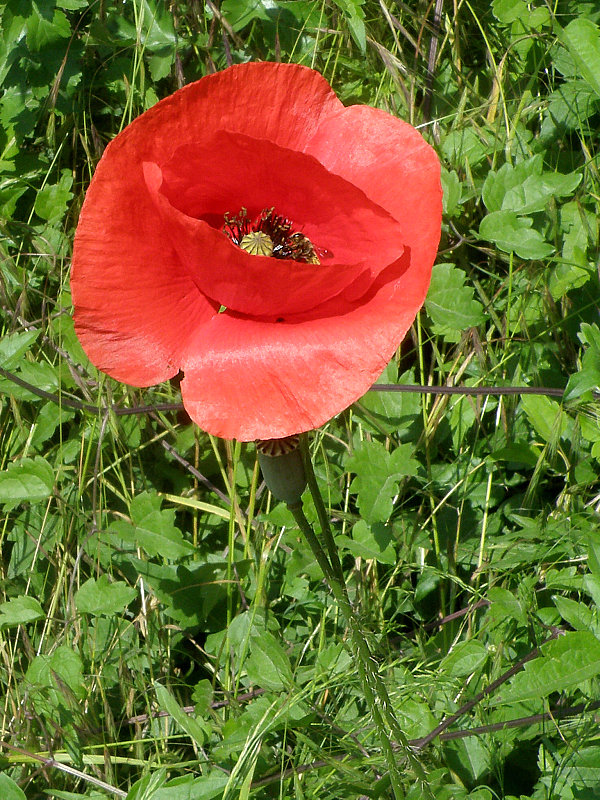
[223, 207, 322, 265]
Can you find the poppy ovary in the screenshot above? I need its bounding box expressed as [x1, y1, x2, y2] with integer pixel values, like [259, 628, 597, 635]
[256, 435, 306, 506]
[223, 206, 322, 265]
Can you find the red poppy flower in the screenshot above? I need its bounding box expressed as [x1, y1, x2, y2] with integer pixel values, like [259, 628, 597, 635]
[71, 62, 442, 441]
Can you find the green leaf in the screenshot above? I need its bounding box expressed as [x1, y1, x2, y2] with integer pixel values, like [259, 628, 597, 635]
[346, 441, 419, 523]
[25, 645, 85, 707]
[0, 595, 45, 629]
[564, 323, 600, 401]
[75, 575, 137, 616]
[482, 155, 581, 215]
[441, 640, 488, 677]
[110, 492, 194, 560]
[357, 363, 420, 435]
[552, 595, 595, 632]
[425, 263, 485, 341]
[0, 329, 40, 368]
[479, 210, 554, 259]
[520, 395, 570, 443]
[500, 631, 600, 702]
[0, 456, 54, 508]
[154, 682, 208, 746]
[441, 168, 461, 217]
[492, 0, 527, 24]
[0, 774, 27, 800]
[245, 631, 293, 690]
[337, 520, 397, 565]
[559, 18, 600, 99]
[26, 3, 71, 51]
[34, 171, 73, 223]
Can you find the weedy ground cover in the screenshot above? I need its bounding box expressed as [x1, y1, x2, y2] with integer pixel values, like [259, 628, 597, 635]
[1, 1, 600, 798]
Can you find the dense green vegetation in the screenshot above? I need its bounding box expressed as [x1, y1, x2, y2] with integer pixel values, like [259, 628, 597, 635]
[1, 0, 600, 797]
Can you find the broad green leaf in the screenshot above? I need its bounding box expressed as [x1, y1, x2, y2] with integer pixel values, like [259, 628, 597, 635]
[0, 595, 45, 628]
[245, 631, 293, 690]
[564, 323, 600, 401]
[34, 171, 73, 223]
[479, 210, 554, 259]
[154, 682, 208, 746]
[488, 587, 527, 625]
[0, 456, 54, 507]
[500, 631, 600, 702]
[0, 329, 40, 368]
[110, 491, 194, 559]
[559, 18, 600, 99]
[357, 363, 420, 435]
[425, 263, 485, 341]
[520, 394, 570, 443]
[75, 575, 136, 616]
[441, 168, 461, 216]
[441, 640, 488, 677]
[26, 3, 70, 50]
[337, 519, 396, 565]
[0, 774, 27, 800]
[25, 645, 85, 709]
[346, 440, 419, 523]
[483, 155, 580, 215]
[492, 0, 527, 24]
[552, 595, 595, 632]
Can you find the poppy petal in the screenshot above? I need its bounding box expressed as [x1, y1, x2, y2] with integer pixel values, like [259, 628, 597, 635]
[305, 104, 442, 269]
[143, 131, 404, 316]
[179, 249, 430, 441]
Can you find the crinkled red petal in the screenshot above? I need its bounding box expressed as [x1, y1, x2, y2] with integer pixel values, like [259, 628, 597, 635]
[305, 104, 442, 277]
[71, 63, 342, 384]
[143, 131, 404, 316]
[179, 249, 433, 441]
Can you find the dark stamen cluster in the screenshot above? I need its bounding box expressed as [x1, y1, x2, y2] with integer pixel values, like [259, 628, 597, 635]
[223, 207, 320, 265]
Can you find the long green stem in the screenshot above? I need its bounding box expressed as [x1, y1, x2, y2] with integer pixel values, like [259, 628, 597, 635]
[287, 498, 433, 798]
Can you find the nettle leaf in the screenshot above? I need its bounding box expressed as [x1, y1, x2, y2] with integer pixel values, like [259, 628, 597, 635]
[500, 631, 600, 702]
[75, 575, 137, 616]
[0, 595, 45, 629]
[245, 631, 293, 690]
[346, 440, 419, 523]
[0, 456, 54, 508]
[110, 491, 194, 560]
[425, 263, 485, 341]
[479, 211, 554, 259]
[559, 18, 600, 99]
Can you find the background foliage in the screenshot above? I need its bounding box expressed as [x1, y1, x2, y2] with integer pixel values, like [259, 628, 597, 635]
[1, 0, 600, 797]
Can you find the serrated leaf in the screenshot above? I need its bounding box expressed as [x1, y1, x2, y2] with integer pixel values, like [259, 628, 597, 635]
[34, 171, 73, 223]
[483, 155, 581, 215]
[26, 3, 70, 50]
[564, 323, 600, 401]
[75, 575, 136, 616]
[0, 595, 45, 628]
[0, 456, 54, 507]
[245, 631, 293, 690]
[500, 631, 600, 702]
[346, 441, 419, 523]
[479, 211, 554, 259]
[425, 263, 485, 341]
[0, 329, 40, 368]
[552, 595, 594, 631]
[112, 491, 194, 559]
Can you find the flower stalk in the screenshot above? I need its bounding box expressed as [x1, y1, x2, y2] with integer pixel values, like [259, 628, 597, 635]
[259, 434, 433, 798]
